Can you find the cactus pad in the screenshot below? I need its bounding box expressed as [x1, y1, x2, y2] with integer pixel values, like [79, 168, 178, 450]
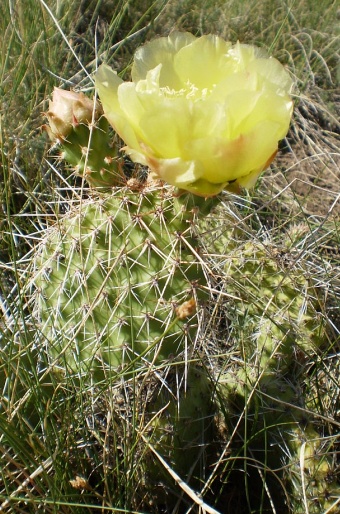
[31, 183, 210, 379]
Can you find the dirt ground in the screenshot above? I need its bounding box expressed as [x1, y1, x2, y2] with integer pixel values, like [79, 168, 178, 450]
[275, 138, 339, 215]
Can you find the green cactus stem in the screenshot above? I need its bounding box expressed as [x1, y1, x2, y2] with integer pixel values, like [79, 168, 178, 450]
[30, 182, 216, 380]
[58, 116, 122, 188]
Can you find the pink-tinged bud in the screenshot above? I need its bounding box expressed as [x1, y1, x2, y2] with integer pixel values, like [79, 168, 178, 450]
[45, 88, 100, 140]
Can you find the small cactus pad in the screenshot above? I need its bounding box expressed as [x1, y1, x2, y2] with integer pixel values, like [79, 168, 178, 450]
[60, 117, 121, 188]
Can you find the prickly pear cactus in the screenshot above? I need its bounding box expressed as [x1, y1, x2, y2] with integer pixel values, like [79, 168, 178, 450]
[223, 239, 325, 371]
[32, 67, 336, 510]
[213, 235, 340, 512]
[31, 182, 212, 379]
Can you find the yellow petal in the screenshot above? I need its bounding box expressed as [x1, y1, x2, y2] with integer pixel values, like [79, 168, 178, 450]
[95, 64, 123, 120]
[96, 66, 143, 152]
[140, 102, 192, 158]
[187, 119, 281, 184]
[174, 35, 233, 89]
[132, 32, 196, 88]
[248, 57, 294, 95]
[146, 156, 200, 187]
[182, 178, 227, 197]
[224, 90, 292, 139]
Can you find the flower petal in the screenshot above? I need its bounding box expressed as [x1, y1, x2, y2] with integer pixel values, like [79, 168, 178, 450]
[132, 32, 196, 88]
[173, 35, 233, 89]
[95, 64, 123, 116]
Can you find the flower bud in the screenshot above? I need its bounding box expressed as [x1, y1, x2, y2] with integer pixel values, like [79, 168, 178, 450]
[45, 88, 100, 140]
[95, 32, 293, 196]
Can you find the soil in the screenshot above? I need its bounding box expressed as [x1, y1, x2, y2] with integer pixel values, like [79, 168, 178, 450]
[272, 133, 340, 217]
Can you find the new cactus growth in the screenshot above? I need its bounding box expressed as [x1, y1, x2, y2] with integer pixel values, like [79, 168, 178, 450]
[45, 87, 121, 188]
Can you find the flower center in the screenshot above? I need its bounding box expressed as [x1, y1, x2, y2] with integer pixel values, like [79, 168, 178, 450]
[161, 81, 214, 101]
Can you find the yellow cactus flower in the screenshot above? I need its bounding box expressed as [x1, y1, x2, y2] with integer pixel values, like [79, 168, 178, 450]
[45, 88, 100, 140]
[95, 32, 293, 196]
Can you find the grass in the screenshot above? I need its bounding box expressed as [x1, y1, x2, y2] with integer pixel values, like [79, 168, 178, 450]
[0, 0, 339, 512]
